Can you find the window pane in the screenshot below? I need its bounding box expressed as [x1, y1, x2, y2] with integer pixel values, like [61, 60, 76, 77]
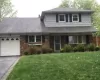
[69, 36, 74, 44]
[78, 36, 82, 43]
[59, 15, 65, 21]
[73, 36, 77, 43]
[83, 36, 86, 43]
[73, 15, 78, 21]
[36, 36, 41, 42]
[29, 36, 34, 42]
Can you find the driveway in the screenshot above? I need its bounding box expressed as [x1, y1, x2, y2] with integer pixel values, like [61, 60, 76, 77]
[0, 57, 19, 80]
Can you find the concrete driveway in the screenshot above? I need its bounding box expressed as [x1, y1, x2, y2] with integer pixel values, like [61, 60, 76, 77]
[0, 57, 19, 80]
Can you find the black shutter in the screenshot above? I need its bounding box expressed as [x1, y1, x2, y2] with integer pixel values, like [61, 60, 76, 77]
[69, 14, 72, 22]
[66, 36, 69, 44]
[50, 36, 54, 50]
[42, 35, 45, 43]
[65, 14, 68, 22]
[56, 14, 58, 22]
[79, 13, 81, 22]
[86, 35, 90, 44]
[25, 35, 28, 43]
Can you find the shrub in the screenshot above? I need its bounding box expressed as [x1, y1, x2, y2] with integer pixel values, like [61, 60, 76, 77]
[76, 44, 85, 52]
[95, 46, 100, 51]
[35, 47, 42, 54]
[87, 43, 95, 51]
[24, 51, 29, 55]
[29, 47, 36, 55]
[60, 48, 64, 53]
[42, 45, 53, 53]
[63, 44, 72, 52]
[73, 47, 78, 52]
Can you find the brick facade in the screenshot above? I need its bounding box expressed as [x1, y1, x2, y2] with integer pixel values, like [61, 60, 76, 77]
[92, 37, 100, 46]
[20, 35, 50, 55]
[20, 35, 98, 55]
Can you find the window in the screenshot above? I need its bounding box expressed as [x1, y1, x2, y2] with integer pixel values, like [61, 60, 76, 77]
[28, 35, 41, 43]
[72, 14, 79, 22]
[58, 14, 65, 22]
[69, 36, 86, 44]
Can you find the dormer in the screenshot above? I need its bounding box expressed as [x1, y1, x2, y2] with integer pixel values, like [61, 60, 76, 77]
[41, 8, 94, 27]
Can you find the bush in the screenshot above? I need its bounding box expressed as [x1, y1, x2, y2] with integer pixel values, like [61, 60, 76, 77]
[42, 45, 53, 53]
[60, 48, 64, 53]
[35, 47, 42, 54]
[95, 46, 100, 51]
[29, 47, 36, 55]
[76, 44, 85, 52]
[87, 43, 95, 51]
[63, 44, 72, 52]
[73, 47, 78, 52]
[24, 51, 29, 55]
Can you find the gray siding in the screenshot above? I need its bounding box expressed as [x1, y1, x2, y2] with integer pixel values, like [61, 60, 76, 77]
[44, 13, 92, 27]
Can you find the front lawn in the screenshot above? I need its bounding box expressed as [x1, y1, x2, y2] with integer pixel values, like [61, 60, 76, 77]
[7, 51, 100, 80]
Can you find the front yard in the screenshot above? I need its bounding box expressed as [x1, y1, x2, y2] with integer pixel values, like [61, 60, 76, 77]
[7, 51, 100, 80]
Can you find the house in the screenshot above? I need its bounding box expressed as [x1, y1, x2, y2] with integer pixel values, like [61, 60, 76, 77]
[0, 8, 97, 56]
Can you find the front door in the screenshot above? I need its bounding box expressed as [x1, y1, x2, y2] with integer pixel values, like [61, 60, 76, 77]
[54, 36, 61, 51]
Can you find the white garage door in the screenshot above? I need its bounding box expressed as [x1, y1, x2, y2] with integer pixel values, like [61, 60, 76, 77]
[0, 37, 20, 56]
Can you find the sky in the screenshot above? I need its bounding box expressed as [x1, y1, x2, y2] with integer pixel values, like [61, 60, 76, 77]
[12, 0, 100, 17]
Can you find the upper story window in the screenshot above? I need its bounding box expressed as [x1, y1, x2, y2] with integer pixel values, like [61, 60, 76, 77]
[58, 14, 66, 22]
[72, 14, 79, 22]
[28, 35, 42, 43]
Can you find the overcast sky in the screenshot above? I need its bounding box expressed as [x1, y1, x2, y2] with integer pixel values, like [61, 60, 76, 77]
[12, 0, 100, 17]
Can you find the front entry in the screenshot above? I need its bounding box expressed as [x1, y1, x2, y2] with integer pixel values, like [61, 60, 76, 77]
[54, 36, 61, 51]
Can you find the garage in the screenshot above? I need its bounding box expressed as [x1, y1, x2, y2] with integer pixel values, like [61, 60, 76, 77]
[0, 37, 20, 56]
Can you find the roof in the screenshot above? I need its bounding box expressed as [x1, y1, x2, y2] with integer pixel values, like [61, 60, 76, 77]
[0, 18, 97, 34]
[42, 8, 93, 13]
[41, 8, 94, 19]
[0, 18, 42, 34]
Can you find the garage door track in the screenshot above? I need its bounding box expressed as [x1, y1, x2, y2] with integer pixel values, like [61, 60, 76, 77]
[0, 57, 19, 80]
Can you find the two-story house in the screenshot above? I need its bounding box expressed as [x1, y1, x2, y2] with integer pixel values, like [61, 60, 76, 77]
[0, 8, 97, 56]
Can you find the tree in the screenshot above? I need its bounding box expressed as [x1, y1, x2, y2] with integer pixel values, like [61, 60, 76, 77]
[59, 0, 100, 36]
[0, 0, 17, 21]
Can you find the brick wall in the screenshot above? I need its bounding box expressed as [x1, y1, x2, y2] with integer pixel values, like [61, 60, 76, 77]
[20, 35, 50, 55]
[92, 37, 100, 46]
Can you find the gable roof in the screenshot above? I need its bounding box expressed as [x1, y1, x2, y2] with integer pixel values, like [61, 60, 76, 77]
[42, 8, 93, 13]
[0, 18, 97, 34]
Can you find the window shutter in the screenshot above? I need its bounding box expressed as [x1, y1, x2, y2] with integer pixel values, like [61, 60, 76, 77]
[79, 13, 81, 22]
[65, 14, 68, 22]
[25, 35, 28, 43]
[66, 36, 69, 44]
[86, 35, 90, 44]
[42, 35, 45, 43]
[69, 14, 72, 22]
[56, 14, 58, 22]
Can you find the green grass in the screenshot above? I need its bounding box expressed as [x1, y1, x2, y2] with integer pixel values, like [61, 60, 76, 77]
[7, 51, 100, 80]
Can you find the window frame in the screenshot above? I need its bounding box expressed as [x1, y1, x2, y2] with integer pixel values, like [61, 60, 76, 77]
[69, 36, 86, 44]
[58, 14, 66, 22]
[28, 35, 42, 44]
[72, 14, 79, 22]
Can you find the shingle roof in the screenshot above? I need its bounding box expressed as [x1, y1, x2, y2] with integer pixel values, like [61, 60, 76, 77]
[42, 8, 93, 13]
[0, 18, 97, 34]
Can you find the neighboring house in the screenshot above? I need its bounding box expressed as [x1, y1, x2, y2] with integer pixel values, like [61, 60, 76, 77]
[0, 8, 97, 56]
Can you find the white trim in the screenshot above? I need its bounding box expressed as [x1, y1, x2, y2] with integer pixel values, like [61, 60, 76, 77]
[58, 14, 66, 22]
[54, 36, 61, 51]
[72, 14, 79, 22]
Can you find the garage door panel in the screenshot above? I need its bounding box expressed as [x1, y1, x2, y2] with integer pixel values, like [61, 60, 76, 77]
[0, 37, 20, 56]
